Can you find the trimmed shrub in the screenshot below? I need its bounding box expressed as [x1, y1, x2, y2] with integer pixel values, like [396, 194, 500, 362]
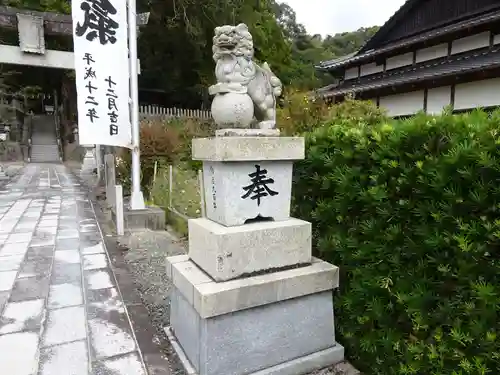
[293, 109, 500, 375]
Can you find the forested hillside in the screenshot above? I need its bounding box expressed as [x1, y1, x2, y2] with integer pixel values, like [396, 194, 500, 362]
[0, 0, 378, 106]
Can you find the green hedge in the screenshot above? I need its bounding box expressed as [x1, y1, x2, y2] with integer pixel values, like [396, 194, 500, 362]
[293, 109, 500, 374]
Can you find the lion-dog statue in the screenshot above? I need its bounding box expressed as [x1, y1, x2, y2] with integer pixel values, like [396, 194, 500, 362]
[209, 23, 282, 129]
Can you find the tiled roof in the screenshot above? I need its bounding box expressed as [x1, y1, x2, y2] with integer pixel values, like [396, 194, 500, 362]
[320, 47, 500, 97]
[317, 10, 500, 71]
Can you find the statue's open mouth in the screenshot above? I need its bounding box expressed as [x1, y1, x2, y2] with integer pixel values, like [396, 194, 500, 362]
[217, 42, 236, 51]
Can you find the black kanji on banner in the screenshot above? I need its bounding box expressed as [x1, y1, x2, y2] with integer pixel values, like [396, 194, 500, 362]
[82, 52, 99, 123]
[75, 0, 119, 45]
[105, 75, 119, 136]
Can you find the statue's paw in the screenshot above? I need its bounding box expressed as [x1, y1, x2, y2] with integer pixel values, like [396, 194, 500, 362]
[208, 84, 220, 95]
[227, 83, 247, 93]
[270, 76, 281, 86]
[258, 120, 276, 130]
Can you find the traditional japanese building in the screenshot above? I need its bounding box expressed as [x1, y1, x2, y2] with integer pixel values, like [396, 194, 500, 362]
[316, 0, 500, 117]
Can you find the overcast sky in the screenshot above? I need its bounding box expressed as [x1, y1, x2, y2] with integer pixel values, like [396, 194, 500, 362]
[281, 0, 407, 36]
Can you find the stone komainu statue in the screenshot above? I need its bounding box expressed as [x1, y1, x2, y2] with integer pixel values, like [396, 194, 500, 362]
[209, 23, 283, 129]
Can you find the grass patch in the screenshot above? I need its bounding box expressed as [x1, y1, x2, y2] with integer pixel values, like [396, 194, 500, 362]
[149, 164, 201, 237]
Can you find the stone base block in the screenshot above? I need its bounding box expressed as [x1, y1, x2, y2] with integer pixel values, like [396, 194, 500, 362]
[166, 325, 344, 375]
[166, 256, 338, 319]
[168, 287, 344, 375]
[188, 217, 312, 281]
[112, 205, 165, 231]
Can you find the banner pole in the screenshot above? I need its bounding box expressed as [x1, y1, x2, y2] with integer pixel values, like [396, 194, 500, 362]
[128, 0, 145, 210]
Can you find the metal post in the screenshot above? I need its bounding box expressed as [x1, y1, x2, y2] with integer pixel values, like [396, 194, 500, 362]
[128, 0, 145, 210]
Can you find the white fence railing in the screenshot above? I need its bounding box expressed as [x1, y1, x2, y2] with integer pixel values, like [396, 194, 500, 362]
[139, 105, 211, 120]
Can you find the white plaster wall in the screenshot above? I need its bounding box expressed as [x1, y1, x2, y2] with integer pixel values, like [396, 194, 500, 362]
[344, 67, 359, 80]
[454, 78, 500, 110]
[360, 62, 383, 76]
[426, 86, 451, 114]
[379, 90, 424, 117]
[386, 52, 414, 70]
[451, 32, 490, 55]
[416, 43, 448, 63]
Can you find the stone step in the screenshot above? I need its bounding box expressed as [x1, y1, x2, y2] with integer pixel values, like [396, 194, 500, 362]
[31, 153, 59, 156]
[31, 151, 59, 156]
[30, 157, 60, 162]
[31, 141, 58, 146]
[30, 143, 60, 162]
[30, 151, 59, 155]
[31, 142, 58, 146]
[31, 145, 59, 150]
[31, 115, 58, 148]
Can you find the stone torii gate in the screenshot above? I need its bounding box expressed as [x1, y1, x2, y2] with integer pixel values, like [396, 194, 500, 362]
[0, 6, 74, 69]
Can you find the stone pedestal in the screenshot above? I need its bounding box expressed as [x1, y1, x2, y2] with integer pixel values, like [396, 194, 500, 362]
[166, 134, 344, 375]
[111, 204, 165, 231]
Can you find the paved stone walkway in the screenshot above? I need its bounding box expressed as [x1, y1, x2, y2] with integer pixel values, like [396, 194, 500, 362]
[0, 164, 148, 375]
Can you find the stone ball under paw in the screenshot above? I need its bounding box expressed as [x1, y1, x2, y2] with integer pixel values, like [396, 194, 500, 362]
[211, 92, 254, 129]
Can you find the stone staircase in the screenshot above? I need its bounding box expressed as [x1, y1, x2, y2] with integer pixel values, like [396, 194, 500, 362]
[30, 115, 61, 163]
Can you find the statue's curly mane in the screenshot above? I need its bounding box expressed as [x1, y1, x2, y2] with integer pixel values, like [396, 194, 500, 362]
[212, 24, 254, 61]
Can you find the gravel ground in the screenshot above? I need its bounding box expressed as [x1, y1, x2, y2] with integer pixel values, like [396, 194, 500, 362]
[117, 230, 187, 375]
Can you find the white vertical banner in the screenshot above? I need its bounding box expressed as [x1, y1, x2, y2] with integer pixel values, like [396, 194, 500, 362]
[72, 0, 132, 148]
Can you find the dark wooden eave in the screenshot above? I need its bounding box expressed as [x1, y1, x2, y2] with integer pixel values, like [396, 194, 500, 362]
[317, 9, 500, 73]
[320, 46, 500, 98]
[364, 0, 500, 51]
[353, 66, 500, 102]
